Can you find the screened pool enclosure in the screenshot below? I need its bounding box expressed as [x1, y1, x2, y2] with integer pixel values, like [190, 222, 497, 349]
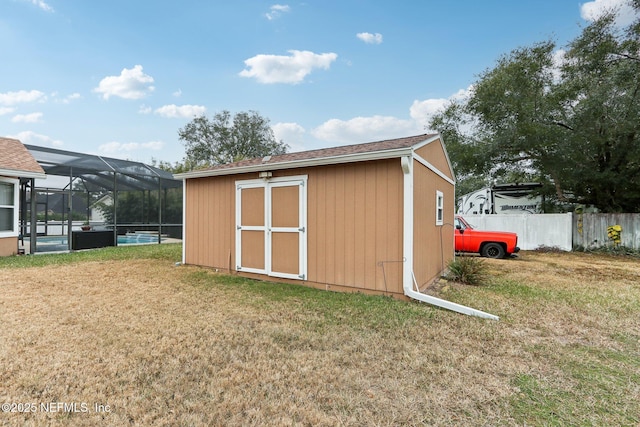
[21, 145, 182, 254]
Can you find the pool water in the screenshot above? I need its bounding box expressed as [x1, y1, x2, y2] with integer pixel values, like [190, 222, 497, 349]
[34, 234, 164, 252]
[118, 234, 162, 244]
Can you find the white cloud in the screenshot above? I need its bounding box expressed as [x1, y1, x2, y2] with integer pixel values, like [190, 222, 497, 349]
[62, 93, 81, 104]
[23, 0, 53, 12]
[173, 89, 182, 97]
[356, 32, 383, 44]
[409, 98, 451, 128]
[266, 4, 290, 20]
[0, 107, 15, 115]
[154, 104, 207, 118]
[138, 105, 152, 114]
[99, 140, 165, 154]
[12, 112, 43, 123]
[312, 115, 421, 144]
[580, 0, 638, 27]
[93, 65, 155, 100]
[272, 122, 306, 152]
[239, 50, 338, 84]
[310, 87, 475, 145]
[9, 130, 63, 147]
[410, 86, 473, 129]
[0, 90, 46, 105]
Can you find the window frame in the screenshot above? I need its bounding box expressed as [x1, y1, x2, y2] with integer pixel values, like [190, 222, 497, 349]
[435, 190, 444, 226]
[0, 177, 19, 238]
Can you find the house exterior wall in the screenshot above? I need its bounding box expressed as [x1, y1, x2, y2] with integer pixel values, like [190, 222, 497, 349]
[412, 158, 455, 289]
[0, 237, 17, 256]
[0, 176, 19, 257]
[184, 159, 405, 295]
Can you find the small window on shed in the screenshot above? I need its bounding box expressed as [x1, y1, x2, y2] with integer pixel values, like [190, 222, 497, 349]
[436, 190, 444, 226]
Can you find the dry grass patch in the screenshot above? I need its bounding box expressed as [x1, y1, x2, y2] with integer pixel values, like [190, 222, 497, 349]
[0, 246, 638, 426]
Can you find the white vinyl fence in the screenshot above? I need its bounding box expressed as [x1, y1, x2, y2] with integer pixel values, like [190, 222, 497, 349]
[461, 213, 573, 251]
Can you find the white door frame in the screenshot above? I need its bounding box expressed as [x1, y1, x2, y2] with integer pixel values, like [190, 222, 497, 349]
[236, 175, 307, 280]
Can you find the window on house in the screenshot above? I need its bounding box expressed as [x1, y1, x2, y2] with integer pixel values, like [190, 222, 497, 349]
[436, 190, 444, 226]
[0, 179, 17, 235]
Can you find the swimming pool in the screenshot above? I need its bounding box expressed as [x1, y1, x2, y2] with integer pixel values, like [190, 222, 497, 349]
[34, 234, 164, 252]
[118, 234, 163, 244]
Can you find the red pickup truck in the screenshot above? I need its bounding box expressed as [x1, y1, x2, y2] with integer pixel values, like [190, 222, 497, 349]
[455, 215, 520, 259]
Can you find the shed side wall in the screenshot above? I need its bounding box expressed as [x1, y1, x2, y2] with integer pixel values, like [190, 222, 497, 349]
[413, 159, 455, 288]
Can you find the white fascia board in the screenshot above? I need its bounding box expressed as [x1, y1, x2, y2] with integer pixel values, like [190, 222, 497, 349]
[413, 154, 456, 186]
[412, 134, 456, 183]
[0, 168, 46, 179]
[173, 147, 413, 180]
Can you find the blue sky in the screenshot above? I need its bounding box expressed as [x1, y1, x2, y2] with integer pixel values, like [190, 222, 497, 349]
[1, 0, 636, 165]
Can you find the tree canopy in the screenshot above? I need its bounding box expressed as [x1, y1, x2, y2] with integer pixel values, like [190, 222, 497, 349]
[430, 2, 640, 212]
[178, 110, 288, 170]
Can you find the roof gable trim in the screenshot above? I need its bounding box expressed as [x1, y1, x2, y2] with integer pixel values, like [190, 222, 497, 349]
[175, 146, 415, 179]
[413, 154, 455, 185]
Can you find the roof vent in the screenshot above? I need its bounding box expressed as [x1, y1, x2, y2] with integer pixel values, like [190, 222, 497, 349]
[262, 155, 271, 163]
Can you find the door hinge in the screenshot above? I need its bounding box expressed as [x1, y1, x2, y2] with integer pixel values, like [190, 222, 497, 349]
[298, 226, 305, 232]
[299, 274, 305, 280]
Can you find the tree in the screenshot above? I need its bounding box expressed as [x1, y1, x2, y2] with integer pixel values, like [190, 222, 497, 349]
[555, 8, 640, 211]
[428, 100, 493, 199]
[178, 110, 288, 169]
[430, 3, 640, 212]
[467, 40, 569, 201]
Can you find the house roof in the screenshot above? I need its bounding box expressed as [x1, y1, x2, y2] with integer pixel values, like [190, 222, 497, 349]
[0, 137, 46, 179]
[175, 133, 440, 179]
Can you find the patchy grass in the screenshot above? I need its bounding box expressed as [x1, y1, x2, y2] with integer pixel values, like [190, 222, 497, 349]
[0, 243, 182, 269]
[0, 247, 638, 426]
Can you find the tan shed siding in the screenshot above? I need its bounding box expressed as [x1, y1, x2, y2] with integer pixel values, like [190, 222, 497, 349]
[0, 237, 17, 257]
[414, 139, 454, 181]
[306, 160, 404, 294]
[413, 159, 455, 288]
[184, 160, 404, 294]
[184, 175, 236, 269]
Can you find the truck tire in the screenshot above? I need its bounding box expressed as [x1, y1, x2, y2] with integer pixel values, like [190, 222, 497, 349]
[481, 242, 506, 259]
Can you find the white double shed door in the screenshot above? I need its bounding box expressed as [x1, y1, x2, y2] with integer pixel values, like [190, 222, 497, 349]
[235, 175, 307, 280]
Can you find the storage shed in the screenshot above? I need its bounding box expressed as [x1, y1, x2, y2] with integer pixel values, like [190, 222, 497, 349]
[175, 133, 463, 299]
[0, 137, 46, 256]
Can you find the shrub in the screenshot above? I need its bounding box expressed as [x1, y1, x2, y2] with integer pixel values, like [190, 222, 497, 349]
[446, 256, 489, 286]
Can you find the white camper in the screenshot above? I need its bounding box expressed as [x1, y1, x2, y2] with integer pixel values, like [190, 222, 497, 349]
[457, 183, 543, 215]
